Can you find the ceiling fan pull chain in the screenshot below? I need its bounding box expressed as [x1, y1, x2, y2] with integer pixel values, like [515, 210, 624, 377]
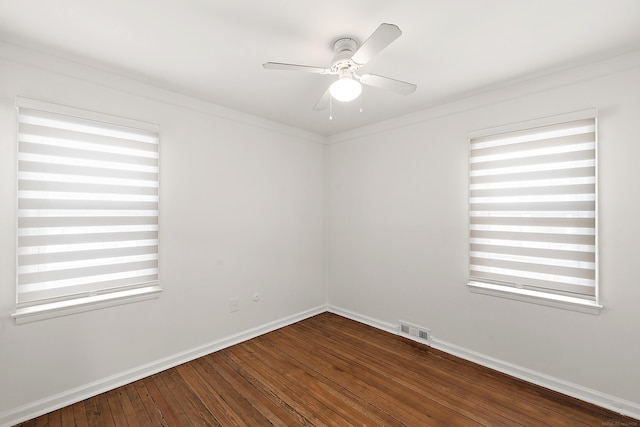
[359, 91, 363, 114]
[329, 95, 333, 121]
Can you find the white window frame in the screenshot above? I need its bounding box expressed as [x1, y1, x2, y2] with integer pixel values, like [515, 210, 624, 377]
[467, 109, 602, 315]
[12, 98, 161, 324]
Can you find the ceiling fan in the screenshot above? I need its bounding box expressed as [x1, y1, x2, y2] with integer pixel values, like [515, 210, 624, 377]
[263, 23, 417, 111]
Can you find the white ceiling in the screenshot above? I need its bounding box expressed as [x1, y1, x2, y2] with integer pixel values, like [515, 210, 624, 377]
[1, 0, 640, 136]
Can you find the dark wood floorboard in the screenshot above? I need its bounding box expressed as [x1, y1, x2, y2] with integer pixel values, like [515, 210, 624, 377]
[16, 312, 639, 426]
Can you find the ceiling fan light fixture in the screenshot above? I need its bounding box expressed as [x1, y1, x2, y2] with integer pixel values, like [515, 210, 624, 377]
[329, 74, 362, 102]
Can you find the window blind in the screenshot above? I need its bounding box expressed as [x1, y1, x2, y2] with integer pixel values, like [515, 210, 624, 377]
[16, 98, 159, 306]
[469, 112, 597, 298]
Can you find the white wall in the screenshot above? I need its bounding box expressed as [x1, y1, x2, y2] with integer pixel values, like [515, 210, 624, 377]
[327, 51, 640, 412]
[2, 39, 640, 424]
[0, 43, 326, 423]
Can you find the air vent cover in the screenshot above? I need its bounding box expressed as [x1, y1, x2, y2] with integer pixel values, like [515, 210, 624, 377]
[398, 320, 431, 345]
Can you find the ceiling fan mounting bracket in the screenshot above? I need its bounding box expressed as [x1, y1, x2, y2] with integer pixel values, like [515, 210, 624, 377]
[331, 38, 358, 73]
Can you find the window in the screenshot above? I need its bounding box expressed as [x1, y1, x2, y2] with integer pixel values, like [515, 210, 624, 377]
[467, 109, 601, 313]
[13, 98, 160, 324]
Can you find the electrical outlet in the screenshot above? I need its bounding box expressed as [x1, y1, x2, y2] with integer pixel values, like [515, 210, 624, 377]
[229, 297, 239, 313]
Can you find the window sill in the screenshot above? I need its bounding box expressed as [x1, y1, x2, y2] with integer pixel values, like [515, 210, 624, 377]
[11, 286, 162, 325]
[467, 281, 602, 315]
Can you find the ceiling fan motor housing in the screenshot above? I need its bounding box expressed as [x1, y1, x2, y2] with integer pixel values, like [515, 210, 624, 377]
[331, 38, 358, 72]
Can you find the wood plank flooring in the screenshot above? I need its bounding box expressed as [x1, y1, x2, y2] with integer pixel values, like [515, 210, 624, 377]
[17, 312, 638, 426]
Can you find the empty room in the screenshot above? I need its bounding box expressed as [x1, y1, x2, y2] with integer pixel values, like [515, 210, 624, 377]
[1, 1, 639, 425]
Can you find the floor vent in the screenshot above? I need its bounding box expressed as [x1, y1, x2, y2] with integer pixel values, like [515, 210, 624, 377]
[398, 320, 431, 345]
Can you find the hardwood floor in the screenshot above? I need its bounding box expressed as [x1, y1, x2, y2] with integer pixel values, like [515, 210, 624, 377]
[17, 312, 638, 426]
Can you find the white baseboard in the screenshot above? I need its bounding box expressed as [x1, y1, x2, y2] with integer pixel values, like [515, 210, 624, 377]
[327, 305, 640, 420]
[430, 338, 640, 420]
[327, 305, 399, 334]
[0, 305, 327, 427]
[5, 304, 638, 425]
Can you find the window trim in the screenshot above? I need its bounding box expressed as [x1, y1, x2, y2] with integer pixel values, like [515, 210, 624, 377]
[467, 109, 601, 313]
[12, 285, 161, 324]
[467, 281, 602, 315]
[13, 97, 161, 324]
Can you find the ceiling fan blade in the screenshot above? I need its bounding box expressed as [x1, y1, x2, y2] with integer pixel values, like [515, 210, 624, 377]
[263, 62, 331, 74]
[313, 88, 331, 111]
[359, 73, 417, 95]
[350, 23, 402, 66]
